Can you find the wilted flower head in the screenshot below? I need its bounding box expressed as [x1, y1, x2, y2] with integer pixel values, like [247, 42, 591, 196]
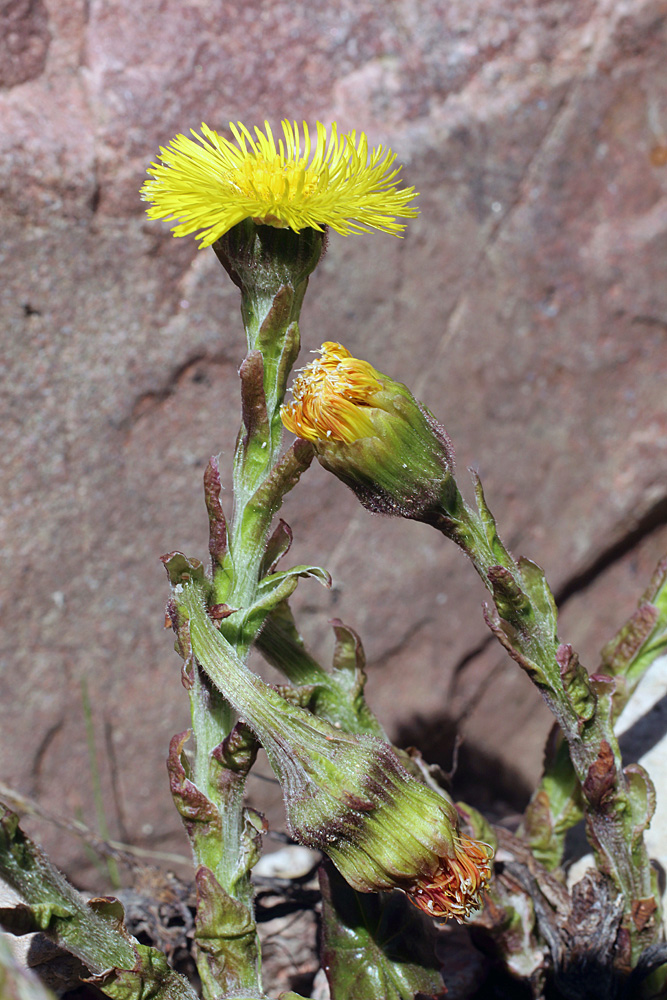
[281, 342, 455, 519]
[141, 120, 419, 248]
[408, 835, 494, 920]
[173, 581, 492, 922]
[291, 735, 494, 922]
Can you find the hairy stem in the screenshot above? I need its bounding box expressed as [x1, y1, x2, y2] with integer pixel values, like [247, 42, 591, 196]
[0, 809, 197, 1000]
[165, 224, 324, 998]
[427, 475, 662, 964]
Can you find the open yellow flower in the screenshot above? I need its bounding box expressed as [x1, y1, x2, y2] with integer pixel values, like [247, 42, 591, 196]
[141, 120, 419, 248]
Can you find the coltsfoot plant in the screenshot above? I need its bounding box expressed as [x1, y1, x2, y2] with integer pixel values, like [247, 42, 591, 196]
[1, 119, 666, 1000]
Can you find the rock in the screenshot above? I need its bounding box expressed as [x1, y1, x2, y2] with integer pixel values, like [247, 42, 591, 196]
[1, 0, 666, 880]
[0, 931, 56, 1000]
[253, 845, 321, 881]
[310, 967, 331, 1000]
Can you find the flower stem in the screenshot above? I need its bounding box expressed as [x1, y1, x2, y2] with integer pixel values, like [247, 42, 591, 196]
[429, 474, 662, 965]
[165, 225, 323, 998]
[521, 557, 667, 871]
[212, 223, 324, 637]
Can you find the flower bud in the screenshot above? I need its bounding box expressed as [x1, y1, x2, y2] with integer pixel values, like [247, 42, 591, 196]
[281, 342, 456, 518]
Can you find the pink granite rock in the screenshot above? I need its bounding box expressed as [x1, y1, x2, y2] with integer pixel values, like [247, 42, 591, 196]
[1, 0, 666, 881]
[0, 0, 50, 89]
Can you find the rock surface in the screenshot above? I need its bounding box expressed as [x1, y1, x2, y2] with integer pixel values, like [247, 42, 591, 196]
[1, 0, 666, 882]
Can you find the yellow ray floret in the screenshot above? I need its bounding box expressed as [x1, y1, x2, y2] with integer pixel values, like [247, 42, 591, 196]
[141, 120, 419, 247]
[281, 342, 382, 444]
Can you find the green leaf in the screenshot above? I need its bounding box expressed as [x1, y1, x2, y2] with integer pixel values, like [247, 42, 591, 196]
[0, 809, 198, 1000]
[324, 620, 384, 736]
[230, 565, 330, 644]
[160, 551, 208, 587]
[487, 565, 535, 629]
[556, 644, 596, 723]
[89, 943, 177, 1000]
[471, 472, 513, 567]
[329, 619, 366, 693]
[219, 994, 314, 1000]
[624, 764, 657, 851]
[256, 564, 331, 595]
[193, 866, 260, 999]
[259, 519, 293, 577]
[319, 863, 445, 1000]
[519, 731, 583, 870]
[517, 556, 558, 628]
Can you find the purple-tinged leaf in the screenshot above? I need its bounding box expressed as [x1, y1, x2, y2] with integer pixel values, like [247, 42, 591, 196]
[204, 456, 228, 566]
[582, 740, 617, 814]
[260, 519, 293, 577]
[167, 731, 220, 835]
[240, 351, 269, 448]
[249, 439, 315, 511]
[160, 551, 206, 587]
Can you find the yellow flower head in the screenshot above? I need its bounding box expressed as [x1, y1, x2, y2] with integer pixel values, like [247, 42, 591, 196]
[281, 341, 383, 444]
[141, 120, 419, 248]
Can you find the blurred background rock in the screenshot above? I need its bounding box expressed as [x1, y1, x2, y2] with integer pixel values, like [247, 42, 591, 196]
[1, 0, 667, 886]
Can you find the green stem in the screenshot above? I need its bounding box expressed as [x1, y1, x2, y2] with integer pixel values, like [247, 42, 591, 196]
[522, 557, 667, 871]
[212, 223, 324, 639]
[166, 223, 324, 998]
[429, 475, 662, 963]
[190, 670, 234, 799]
